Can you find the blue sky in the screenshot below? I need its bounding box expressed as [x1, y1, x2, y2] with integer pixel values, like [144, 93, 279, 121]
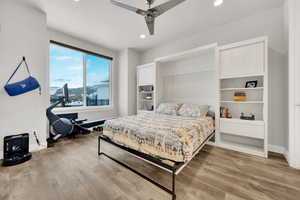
[50, 44, 110, 88]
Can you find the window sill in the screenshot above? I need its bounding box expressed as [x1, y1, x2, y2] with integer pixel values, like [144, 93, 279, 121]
[54, 105, 114, 114]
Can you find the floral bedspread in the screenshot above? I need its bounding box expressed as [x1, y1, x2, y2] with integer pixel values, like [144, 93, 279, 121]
[103, 113, 214, 162]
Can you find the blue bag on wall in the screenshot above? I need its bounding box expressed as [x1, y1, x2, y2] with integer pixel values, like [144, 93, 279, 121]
[4, 57, 41, 96]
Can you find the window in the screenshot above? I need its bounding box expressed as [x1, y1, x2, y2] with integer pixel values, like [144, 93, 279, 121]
[50, 41, 112, 108]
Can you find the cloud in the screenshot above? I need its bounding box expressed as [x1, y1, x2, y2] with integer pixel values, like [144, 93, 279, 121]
[55, 56, 73, 61]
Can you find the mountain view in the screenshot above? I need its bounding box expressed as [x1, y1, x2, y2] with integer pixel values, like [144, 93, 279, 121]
[50, 82, 110, 107]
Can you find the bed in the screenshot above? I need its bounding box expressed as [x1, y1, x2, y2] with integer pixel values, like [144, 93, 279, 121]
[103, 112, 214, 163]
[98, 104, 215, 200]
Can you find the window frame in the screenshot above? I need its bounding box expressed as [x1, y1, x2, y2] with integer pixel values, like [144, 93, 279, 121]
[49, 40, 114, 113]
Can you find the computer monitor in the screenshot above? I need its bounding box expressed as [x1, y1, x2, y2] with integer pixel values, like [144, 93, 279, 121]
[62, 83, 69, 102]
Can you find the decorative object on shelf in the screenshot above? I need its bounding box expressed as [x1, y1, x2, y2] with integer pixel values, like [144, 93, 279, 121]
[221, 107, 232, 118]
[220, 106, 225, 118]
[234, 91, 247, 101]
[145, 96, 152, 100]
[240, 112, 255, 120]
[139, 85, 154, 92]
[224, 108, 232, 118]
[145, 104, 154, 111]
[245, 80, 258, 88]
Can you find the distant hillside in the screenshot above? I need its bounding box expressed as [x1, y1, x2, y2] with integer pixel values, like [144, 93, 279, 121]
[51, 83, 109, 98]
[50, 87, 60, 95]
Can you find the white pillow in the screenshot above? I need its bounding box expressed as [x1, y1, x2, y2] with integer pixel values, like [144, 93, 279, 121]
[178, 104, 209, 118]
[156, 103, 182, 115]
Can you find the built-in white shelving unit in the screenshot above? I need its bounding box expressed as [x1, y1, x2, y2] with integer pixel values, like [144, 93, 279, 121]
[217, 37, 268, 158]
[136, 63, 156, 114]
[136, 38, 268, 158]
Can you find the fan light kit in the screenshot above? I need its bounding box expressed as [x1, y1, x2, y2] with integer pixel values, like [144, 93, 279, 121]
[111, 0, 186, 35]
[214, 0, 223, 7]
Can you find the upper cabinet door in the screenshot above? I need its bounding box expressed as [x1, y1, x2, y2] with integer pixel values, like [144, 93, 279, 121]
[137, 64, 155, 86]
[220, 42, 265, 78]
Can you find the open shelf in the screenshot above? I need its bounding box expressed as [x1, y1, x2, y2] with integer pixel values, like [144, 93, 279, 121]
[220, 87, 264, 91]
[219, 140, 265, 157]
[220, 103, 263, 120]
[138, 85, 154, 112]
[221, 101, 264, 104]
[220, 118, 264, 125]
[140, 91, 154, 94]
[138, 110, 154, 114]
[140, 99, 153, 102]
[219, 132, 265, 157]
[220, 74, 265, 80]
[221, 76, 264, 89]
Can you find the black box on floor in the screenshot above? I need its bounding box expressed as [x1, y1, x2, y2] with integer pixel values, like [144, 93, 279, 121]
[2, 133, 32, 166]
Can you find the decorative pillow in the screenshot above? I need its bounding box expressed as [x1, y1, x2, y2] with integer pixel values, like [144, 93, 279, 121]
[178, 104, 209, 118]
[156, 103, 182, 115]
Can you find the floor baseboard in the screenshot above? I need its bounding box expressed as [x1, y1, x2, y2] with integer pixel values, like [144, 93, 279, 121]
[284, 150, 289, 164]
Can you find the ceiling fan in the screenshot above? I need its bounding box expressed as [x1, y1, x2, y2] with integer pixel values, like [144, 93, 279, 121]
[111, 0, 186, 35]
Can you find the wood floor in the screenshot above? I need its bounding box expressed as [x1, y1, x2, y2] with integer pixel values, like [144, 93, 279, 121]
[1, 133, 300, 200]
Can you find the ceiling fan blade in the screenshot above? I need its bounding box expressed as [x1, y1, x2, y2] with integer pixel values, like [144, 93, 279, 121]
[145, 17, 155, 35]
[151, 0, 186, 17]
[111, 0, 147, 16]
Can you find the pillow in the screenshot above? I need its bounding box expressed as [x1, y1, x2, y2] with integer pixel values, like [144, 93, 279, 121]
[178, 104, 209, 118]
[156, 103, 182, 115]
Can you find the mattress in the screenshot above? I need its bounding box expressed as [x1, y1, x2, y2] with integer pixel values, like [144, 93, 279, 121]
[103, 113, 214, 163]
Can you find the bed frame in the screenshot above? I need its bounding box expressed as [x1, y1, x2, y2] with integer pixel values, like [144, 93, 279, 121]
[98, 132, 215, 200]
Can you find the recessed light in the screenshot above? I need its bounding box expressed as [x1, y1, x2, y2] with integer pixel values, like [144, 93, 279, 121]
[214, 0, 223, 7]
[140, 34, 146, 39]
[74, 0, 80, 2]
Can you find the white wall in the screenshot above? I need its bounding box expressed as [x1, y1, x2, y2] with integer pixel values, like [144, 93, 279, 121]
[0, 0, 48, 157]
[288, 0, 300, 168]
[268, 50, 288, 151]
[48, 29, 119, 120]
[283, 0, 289, 53]
[283, 0, 289, 156]
[118, 49, 128, 116]
[140, 6, 288, 151]
[118, 48, 140, 117]
[127, 49, 140, 115]
[0, 1, 120, 159]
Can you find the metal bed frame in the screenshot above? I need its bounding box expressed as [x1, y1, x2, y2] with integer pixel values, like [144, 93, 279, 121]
[98, 132, 215, 200]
